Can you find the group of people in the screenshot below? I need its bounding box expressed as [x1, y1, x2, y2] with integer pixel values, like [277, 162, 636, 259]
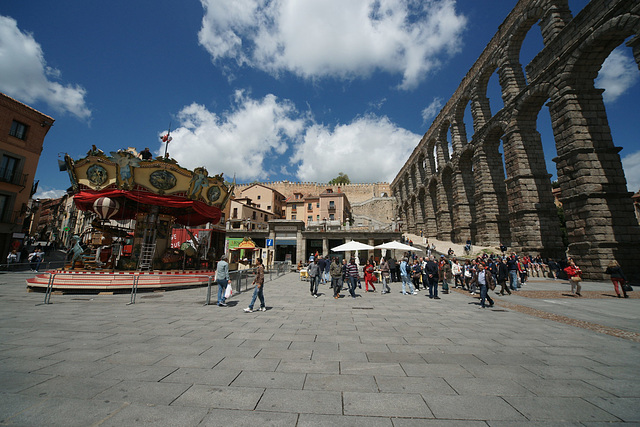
[305, 255, 368, 299]
[214, 246, 633, 312]
[6, 246, 44, 271]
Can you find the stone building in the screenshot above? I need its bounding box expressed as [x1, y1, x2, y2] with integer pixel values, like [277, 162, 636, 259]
[237, 183, 286, 218]
[391, 0, 640, 279]
[235, 181, 391, 204]
[238, 181, 395, 229]
[283, 189, 352, 230]
[0, 93, 54, 258]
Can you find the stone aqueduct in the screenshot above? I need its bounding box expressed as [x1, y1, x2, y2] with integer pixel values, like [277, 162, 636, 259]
[391, 0, 639, 279]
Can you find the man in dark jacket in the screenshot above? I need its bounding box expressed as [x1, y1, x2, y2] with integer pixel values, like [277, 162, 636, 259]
[497, 258, 511, 295]
[330, 257, 343, 299]
[423, 256, 440, 299]
[317, 256, 327, 285]
[388, 257, 397, 282]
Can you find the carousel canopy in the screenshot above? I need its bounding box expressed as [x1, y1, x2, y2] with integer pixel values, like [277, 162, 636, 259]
[64, 147, 232, 226]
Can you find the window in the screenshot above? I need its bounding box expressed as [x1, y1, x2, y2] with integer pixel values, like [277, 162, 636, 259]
[257, 195, 261, 199]
[9, 121, 27, 140]
[0, 156, 19, 183]
[233, 208, 238, 219]
[292, 214, 296, 220]
[307, 216, 312, 222]
[316, 215, 320, 221]
[267, 205, 271, 210]
[316, 203, 320, 208]
[292, 204, 297, 211]
[0, 195, 8, 221]
[329, 214, 335, 220]
[308, 203, 312, 210]
[252, 211, 256, 220]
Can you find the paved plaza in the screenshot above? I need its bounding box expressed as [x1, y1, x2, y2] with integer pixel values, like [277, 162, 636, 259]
[1, 270, 639, 426]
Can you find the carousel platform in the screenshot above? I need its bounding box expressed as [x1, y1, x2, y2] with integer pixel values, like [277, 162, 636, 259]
[26, 269, 216, 293]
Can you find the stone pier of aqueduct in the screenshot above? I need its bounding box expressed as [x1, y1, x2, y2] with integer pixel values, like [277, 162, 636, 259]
[391, 0, 640, 279]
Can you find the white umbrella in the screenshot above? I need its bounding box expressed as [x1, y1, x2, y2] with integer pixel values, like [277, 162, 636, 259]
[331, 240, 374, 252]
[374, 241, 422, 252]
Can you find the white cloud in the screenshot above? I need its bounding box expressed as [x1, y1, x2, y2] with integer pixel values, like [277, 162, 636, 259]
[291, 115, 420, 183]
[165, 91, 306, 181]
[166, 92, 419, 184]
[421, 96, 443, 123]
[198, 0, 467, 89]
[622, 150, 640, 193]
[596, 47, 640, 103]
[34, 188, 67, 200]
[0, 15, 91, 120]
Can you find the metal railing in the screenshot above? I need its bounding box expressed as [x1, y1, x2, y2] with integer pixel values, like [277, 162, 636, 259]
[1, 260, 67, 273]
[38, 261, 291, 306]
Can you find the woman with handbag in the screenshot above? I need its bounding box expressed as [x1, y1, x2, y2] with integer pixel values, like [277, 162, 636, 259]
[411, 259, 422, 290]
[564, 261, 582, 296]
[605, 260, 629, 298]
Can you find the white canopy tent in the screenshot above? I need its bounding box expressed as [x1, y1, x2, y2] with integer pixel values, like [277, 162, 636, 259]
[374, 241, 422, 252]
[331, 240, 374, 252]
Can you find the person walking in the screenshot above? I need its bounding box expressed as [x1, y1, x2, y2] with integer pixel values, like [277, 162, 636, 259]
[517, 257, 528, 287]
[308, 258, 320, 298]
[387, 257, 396, 282]
[317, 256, 327, 285]
[471, 263, 495, 308]
[605, 260, 628, 298]
[463, 260, 472, 291]
[424, 255, 440, 299]
[400, 257, 417, 295]
[346, 257, 359, 298]
[364, 259, 377, 292]
[469, 260, 479, 295]
[440, 256, 451, 294]
[324, 256, 331, 287]
[380, 257, 391, 294]
[507, 254, 519, 291]
[244, 258, 266, 312]
[451, 258, 463, 288]
[497, 257, 511, 296]
[564, 260, 582, 296]
[215, 255, 231, 306]
[411, 259, 422, 291]
[330, 257, 343, 299]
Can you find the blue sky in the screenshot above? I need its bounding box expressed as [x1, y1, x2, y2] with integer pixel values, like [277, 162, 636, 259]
[1, 0, 638, 200]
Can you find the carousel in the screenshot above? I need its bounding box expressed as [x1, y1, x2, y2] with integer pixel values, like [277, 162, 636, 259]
[27, 145, 233, 292]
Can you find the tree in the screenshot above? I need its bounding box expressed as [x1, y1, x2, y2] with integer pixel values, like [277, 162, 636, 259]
[329, 172, 350, 185]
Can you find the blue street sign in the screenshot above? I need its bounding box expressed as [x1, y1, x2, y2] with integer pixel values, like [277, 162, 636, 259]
[266, 239, 274, 247]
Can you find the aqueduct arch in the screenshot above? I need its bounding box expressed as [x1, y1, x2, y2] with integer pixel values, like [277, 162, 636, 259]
[391, 0, 640, 279]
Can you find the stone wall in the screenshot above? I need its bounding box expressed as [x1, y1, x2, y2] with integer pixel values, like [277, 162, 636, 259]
[235, 181, 392, 204]
[391, 0, 640, 280]
[351, 197, 396, 226]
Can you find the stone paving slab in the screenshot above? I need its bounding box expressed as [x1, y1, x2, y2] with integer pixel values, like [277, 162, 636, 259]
[0, 271, 639, 425]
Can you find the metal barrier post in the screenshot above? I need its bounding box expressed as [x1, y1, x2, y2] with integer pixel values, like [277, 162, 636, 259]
[204, 276, 213, 305]
[127, 274, 140, 305]
[44, 272, 56, 304]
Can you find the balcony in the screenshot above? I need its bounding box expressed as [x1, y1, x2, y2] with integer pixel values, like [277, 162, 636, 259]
[0, 169, 28, 187]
